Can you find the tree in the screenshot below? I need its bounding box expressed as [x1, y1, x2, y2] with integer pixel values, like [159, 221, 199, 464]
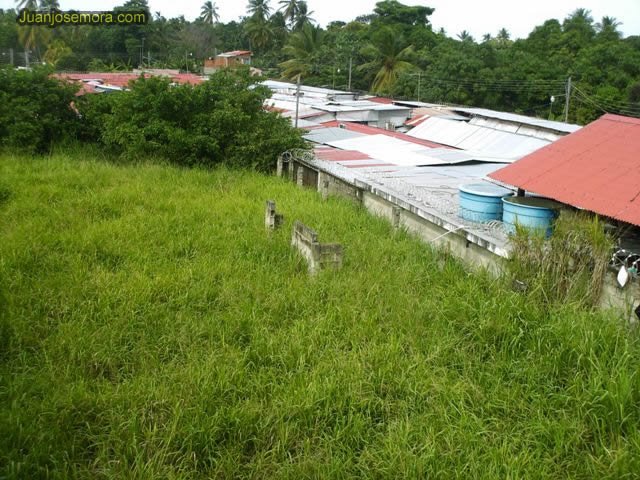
[200, 1, 220, 25]
[0, 66, 79, 153]
[596, 16, 622, 41]
[79, 68, 306, 170]
[359, 27, 414, 94]
[497, 28, 510, 43]
[247, 0, 271, 22]
[279, 22, 324, 79]
[373, 0, 434, 27]
[457, 30, 474, 43]
[245, 16, 274, 51]
[278, 0, 300, 27]
[39, 0, 60, 10]
[292, 1, 314, 30]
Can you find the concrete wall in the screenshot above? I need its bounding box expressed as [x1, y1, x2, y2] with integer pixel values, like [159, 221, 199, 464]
[281, 156, 639, 320]
[363, 191, 503, 273]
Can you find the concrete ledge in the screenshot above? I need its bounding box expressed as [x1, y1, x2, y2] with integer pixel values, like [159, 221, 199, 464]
[291, 220, 343, 275]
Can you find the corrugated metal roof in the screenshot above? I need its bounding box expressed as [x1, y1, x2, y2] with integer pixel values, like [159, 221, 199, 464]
[407, 116, 551, 159]
[304, 127, 365, 144]
[320, 121, 449, 149]
[488, 114, 640, 227]
[453, 107, 581, 133]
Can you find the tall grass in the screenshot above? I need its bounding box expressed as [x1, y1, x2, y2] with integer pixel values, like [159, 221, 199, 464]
[508, 211, 614, 308]
[1, 151, 639, 478]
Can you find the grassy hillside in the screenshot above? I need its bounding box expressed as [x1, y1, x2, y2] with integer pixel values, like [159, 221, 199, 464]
[1, 152, 639, 479]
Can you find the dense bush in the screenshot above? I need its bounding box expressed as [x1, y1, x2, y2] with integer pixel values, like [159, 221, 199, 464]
[77, 68, 307, 171]
[0, 67, 79, 154]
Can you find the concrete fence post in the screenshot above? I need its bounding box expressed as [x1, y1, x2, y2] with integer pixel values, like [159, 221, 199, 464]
[392, 206, 402, 229]
[265, 200, 284, 231]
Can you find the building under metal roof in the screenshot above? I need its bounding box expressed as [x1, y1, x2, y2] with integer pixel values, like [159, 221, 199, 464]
[489, 114, 640, 227]
[407, 116, 559, 161]
[452, 107, 581, 134]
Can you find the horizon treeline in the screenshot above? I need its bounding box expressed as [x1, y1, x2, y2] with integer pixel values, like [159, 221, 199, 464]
[1, 0, 639, 123]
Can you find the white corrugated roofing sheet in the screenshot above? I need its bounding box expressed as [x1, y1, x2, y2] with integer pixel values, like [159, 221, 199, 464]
[453, 107, 581, 133]
[304, 127, 365, 144]
[407, 117, 551, 160]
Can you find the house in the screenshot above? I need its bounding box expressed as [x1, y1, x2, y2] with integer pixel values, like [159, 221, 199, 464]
[488, 114, 640, 228]
[204, 50, 252, 75]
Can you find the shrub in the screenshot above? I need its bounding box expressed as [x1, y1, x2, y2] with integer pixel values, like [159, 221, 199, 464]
[78, 68, 307, 171]
[0, 66, 79, 153]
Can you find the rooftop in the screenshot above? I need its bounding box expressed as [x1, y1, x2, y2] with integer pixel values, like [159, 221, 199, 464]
[489, 113, 640, 227]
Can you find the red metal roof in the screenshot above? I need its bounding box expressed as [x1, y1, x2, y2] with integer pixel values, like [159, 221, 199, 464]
[368, 96, 394, 104]
[55, 72, 205, 95]
[489, 114, 640, 226]
[320, 120, 451, 149]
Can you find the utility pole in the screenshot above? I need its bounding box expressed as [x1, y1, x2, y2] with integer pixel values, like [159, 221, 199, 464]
[24, 49, 29, 68]
[417, 71, 422, 102]
[295, 74, 301, 128]
[9, 48, 13, 66]
[348, 56, 352, 91]
[140, 38, 145, 67]
[564, 76, 572, 123]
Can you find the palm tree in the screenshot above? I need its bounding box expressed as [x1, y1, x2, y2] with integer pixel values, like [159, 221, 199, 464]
[200, 1, 220, 25]
[457, 30, 474, 43]
[16, 0, 37, 8]
[359, 27, 414, 95]
[497, 28, 510, 42]
[247, 0, 271, 22]
[292, 1, 314, 30]
[279, 22, 324, 79]
[39, 0, 60, 10]
[278, 0, 300, 26]
[16, 0, 40, 63]
[596, 16, 622, 40]
[245, 16, 274, 50]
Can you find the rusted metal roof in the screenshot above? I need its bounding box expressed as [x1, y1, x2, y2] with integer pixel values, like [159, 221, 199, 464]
[55, 72, 205, 95]
[488, 114, 640, 226]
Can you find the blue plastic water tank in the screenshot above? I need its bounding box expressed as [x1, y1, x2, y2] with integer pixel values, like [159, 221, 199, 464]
[502, 196, 563, 236]
[459, 183, 513, 223]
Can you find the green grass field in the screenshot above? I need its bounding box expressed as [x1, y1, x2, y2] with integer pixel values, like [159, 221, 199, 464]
[1, 152, 639, 478]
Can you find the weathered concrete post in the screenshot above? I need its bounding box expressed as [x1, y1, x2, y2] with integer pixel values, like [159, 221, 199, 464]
[296, 164, 305, 187]
[291, 220, 343, 275]
[318, 172, 330, 200]
[265, 200, 284, 231]
[392, 206, 402, 229]
[277, 154, 288, 178]
[288, 158, 296, 181]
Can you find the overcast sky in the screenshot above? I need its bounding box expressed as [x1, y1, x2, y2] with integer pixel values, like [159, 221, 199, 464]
[2, 0, 639, 39]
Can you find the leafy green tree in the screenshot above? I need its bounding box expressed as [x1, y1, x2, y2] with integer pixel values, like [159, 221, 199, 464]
[79, 68, 306, 170]
[0, 66, 79, 153]
[359, 27, 414, 94]
[373, 0, 434, 27]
